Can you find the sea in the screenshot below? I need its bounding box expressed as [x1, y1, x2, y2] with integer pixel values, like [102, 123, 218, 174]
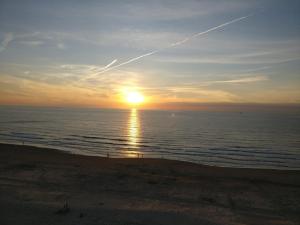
[0, 105, 299, 170]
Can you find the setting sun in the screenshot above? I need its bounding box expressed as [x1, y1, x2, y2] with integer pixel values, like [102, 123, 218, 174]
[126, 91, 145, 104]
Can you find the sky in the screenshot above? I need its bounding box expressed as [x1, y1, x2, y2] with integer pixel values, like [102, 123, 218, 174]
[0, 0, 300, 110]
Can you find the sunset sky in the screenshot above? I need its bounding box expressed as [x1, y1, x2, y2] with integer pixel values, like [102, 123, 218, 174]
[0, 0, 299, 110]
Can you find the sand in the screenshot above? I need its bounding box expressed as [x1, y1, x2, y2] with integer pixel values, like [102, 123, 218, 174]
[0, 143, 299, 225]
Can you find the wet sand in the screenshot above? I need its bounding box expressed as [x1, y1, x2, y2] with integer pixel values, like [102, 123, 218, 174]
[0, 143, 299, 225]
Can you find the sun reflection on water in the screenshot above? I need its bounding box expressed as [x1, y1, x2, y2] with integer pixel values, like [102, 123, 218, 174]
[128, 108, 139, 146]
[126, 108, 141, 157]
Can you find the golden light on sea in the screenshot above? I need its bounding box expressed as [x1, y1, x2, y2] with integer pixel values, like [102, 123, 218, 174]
[128, 108, 139, 147]
[125, 108, 142, 158]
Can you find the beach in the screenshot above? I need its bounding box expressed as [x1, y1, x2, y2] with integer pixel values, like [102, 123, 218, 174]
[0, 143, 299, 225]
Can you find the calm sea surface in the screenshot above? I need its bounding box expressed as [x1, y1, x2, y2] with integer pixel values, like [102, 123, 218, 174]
[0, 106, 299, 169]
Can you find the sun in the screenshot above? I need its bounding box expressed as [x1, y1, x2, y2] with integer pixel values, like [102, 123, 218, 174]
[126, 91, 144, 104]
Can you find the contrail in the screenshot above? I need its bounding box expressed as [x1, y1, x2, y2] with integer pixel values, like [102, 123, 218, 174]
[99, 14, 252, 74]
[101, 59, 117, 70]
[170, 15, 251, 47]
[78, 59, 118, 81]
[101, 50, 159, 72]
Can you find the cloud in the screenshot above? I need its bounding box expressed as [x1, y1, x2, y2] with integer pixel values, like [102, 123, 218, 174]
[101, 0, 252, 21]
[168, 75, 269, 89]
[138, 75, 268, 103]
[57, 43, 66, 49]
[19, 40, 44, 46]
[0, 33, 14, 52]
[244, 88, 300, 103]
[163, 86, 239, 102]
[239, 66, 271, 73]
[154, 42, 300, 65]
[212, 75, 268, 84]
[34, 0, 252, 23]
[1, 31, 72, 51]
[0, 73, 115, 107]
[0, 32, 46, 52]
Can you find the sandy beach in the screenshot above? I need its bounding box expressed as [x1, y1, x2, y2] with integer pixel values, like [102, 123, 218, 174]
[0, 143, 299, 225]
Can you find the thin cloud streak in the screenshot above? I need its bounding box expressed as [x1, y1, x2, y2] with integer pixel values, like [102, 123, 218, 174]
[0, 33, 14, 52]
[212, 75, 268, 84]
[191, 75, 269, 87]
[98, 14, 252, 74]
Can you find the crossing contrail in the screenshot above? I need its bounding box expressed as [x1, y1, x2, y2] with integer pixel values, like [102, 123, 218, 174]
[98, 14, 252, 74]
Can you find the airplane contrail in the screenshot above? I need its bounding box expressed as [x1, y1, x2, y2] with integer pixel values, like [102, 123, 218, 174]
[170, 15, 251, 47]
[98, 14, 252, 74]
[100, 50, 159, 72]
[78, 59, 118, 81]
[101, 59, 117, 70]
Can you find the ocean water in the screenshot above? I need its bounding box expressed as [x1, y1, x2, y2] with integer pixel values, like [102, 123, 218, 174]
[0, 106, 299, 169]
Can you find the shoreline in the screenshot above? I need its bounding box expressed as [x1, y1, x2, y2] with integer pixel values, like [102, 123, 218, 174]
[0, 143, 300, 225]
[1, 141, 298, 171]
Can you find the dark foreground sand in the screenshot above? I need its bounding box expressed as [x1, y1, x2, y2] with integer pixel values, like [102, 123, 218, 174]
[0, 143, 299, 225]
